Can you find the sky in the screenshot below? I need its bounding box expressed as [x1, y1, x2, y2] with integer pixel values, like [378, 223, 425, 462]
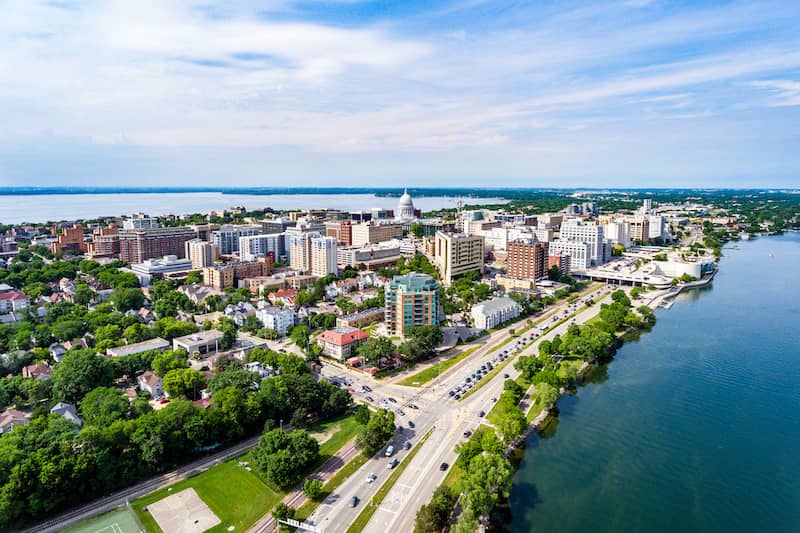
[1, 0, 799, 188]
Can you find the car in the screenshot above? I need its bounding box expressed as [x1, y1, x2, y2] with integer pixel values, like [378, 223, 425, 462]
[409, 404, 418, 409]
[349, 496, 360, 507]
[503, 373, 510, 378]
[463, 430, 472, 438]
[448, 390, 455, 397]
[397, 426, 404, 432]
[363, 385, 372, 392]
[454, 394, 461, 400]
[366, 396, 374, 402]
[385, 445, 395, 457]
[388, 397, 397, 403]
[388, 458, 399, 469]
[404, 441, 412, 450]
[439, 462, 449, 471]
[491, 397, 497, 402]
[366, 473, 377, 483]
[359, 386, 367, 393]
[398, 410, 406, 416]
[478, 410, 485, 417]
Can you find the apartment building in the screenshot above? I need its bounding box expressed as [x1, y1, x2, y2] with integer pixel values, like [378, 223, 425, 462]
[202, 260, 270, 290]
[185, 239, 219, 269]
[434, 231, 485, 285]
[212, 225, 262, 255]
[118, 227, 196, 263]
[325, 220, 352, 246]
[350, 222, 404, 247]
[336, 241, 402, 270]
[547, 240, 590, 272]
[51, 224, 87, 255]
[506, 239, 549, 280]
[239, 233, 287, 263]
[471, 297, 521, 330]
[385, 273, 441, 336]
[310, 236, 338, 277]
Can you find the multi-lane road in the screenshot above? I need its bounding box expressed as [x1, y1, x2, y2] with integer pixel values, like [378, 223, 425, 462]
[306, 285, 614, 533]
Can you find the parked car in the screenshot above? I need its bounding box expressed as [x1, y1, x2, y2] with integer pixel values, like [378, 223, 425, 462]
[408, 420, 415, 428]
[463, 430, 472, 438]
[478, 410, 486, 417]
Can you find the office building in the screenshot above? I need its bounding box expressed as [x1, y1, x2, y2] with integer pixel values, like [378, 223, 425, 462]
[547, 240, 590, 272]
[604, 221, 632, 248]
[350, 222, 404, 247]
[385, 273, 441, 336]
[629, 217, 650, 243]
[506, 239, 549, 280]
[239, 233, 287, 263]
[337, 241, 402, 270]
[434, 231, 485, 285]
[471, 297, 521, 330]
[325, 221, 352, 246]
[119, 227, 196, 263]
[648, 215, 667, 241]
[559, 219, 609, 265]
[212, 225, 262, 255]
[131, 255, 193, 285]
[311, 236, 338, 277]
[261, 217, 296, 234]
[185, 239, 219, 269]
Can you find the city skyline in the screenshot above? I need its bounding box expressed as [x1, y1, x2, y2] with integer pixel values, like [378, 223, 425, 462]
[2, 0, 800, 187]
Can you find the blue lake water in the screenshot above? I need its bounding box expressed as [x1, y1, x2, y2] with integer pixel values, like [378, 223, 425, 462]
[509, 232, 800, 532]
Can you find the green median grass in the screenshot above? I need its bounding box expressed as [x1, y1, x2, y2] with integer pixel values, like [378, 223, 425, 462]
[346, 427, 434, 533]
[398, 345, 482, 387]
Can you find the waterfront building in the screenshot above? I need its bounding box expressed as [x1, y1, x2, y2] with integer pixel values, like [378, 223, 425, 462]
[212, 225, 262, 255]
[434, 231, 485, 285]
[471, 296, 521, 330]
[119, 226, 196, 263]
[185, 239, 219, 269]
[506, 239, 549, 280]
[385, 273, 441, 336]
[311, 236, 338, 277]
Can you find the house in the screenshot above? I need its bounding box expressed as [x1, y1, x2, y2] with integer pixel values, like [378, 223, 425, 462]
[0, 290, 29, 314]
[316, 327, 370, 361]
[22, 362, 51, 380]
[137, 307, 157, 324]
[49, 343, 67, 363]
[254, 304, 295, 336]
[178, 283, 225, 306]
[245, 361, 279, 379]
[0, 409, 30, 434]
[137, 371, 164, 397]
[224, 302, 256, 327]
[50, 402, 83, 427]
[269, 288, 298, 307]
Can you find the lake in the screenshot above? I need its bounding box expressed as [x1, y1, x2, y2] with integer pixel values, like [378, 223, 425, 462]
[509, 232, 800, 532]
[0, 192, 507, 225]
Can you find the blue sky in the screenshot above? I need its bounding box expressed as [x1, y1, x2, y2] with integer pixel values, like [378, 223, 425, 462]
[1, 0, 799, 188]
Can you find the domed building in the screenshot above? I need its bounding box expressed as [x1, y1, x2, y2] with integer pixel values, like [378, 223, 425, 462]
[395, 188, 417, 223]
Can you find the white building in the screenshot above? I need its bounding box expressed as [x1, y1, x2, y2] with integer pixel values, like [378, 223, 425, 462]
[123, 217, 160, 230]
[648, 215, 668, 241]
[604, 221, 632, 248]
[471, 297, 521, 330]
[548, 240, 591, 272]
[311, 236, 338, 276]
[394, 189, 417, 223]
[130, 255, 193, 286]
[289, 232, 320, 273]
[255, 305, 295, 335]
[480, 227, 535, 252]
[559, 219, 610, 266]
[239, 233, 287, 263]
[212, 225, 262, 255]
[185, 239, 219, 269]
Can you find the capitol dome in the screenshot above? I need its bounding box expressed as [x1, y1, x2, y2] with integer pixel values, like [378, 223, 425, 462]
[395, 188, 417, 223]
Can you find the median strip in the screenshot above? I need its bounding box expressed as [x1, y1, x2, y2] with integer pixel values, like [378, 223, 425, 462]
[346, 427, 435, 533]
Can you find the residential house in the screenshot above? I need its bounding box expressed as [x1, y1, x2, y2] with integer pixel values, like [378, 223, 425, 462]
[0, 290, 30, 314]
[0, 409, 30, 434]
[49, 343, 67, 363]
[50, 402, 83, 427]
[269, 288, 298, 307]
[224, 302, 257, 327]
[22, 362, 51, 380]
[245, 361, 278, 379]
[137, 371, 164, 397]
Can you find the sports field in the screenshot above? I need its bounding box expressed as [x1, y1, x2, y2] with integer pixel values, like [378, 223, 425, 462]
[67, 507, 143, 533]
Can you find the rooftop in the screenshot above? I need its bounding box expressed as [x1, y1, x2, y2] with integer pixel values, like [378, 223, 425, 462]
[317, 327, 369, 346]
[107, 337, 170, 357]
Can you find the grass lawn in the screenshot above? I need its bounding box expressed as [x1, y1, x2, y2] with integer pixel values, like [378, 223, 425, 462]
[398, 345, 482, 387]
[67, 507, 143, 533]
[133, 413, 361, 532]
[132, 457, 281, 533]
[346, 428, 434, 533]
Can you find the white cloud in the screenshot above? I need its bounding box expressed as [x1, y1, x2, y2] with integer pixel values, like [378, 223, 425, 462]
[750, 79, 800, 106]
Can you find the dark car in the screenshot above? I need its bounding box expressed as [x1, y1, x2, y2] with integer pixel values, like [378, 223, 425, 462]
[439, 462, 449, 471]
[363, 385, 372, 392]
[478, 410, 485, 417]
[408, 420, 415, 428]
[463, 430, 472, 438]
[366, 396, 374, 402]
[404, 441, 412, 450]
[349, 496, 359, 507]
[388, 397, 397, 403]
[503, 373, 510, 379]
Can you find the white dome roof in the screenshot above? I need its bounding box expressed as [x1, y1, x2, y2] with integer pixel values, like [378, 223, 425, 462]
[398, 188, 414, 207]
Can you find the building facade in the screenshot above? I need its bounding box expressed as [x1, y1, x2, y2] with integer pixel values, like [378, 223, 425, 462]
[547, 240, 591, 272]
[316, 327, 370, 360]
[506, 239, 549, 280]
[311, 236, 338, 277]
[212, 225, 262, 255]
[434, 232, 485, 285]
[185, 239, 219, 269]
[202, 260, 270, 290]
[350, 222, 404, 247]
[471, 297, 521, 330]
[239, 233, 287, 263]
[118, 227, 197, 263]
[385, 273, 441, 336]
[255, 305, 295, 335]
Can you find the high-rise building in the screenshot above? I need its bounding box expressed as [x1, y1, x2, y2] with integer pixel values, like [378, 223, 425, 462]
[629, 217, 650, 243]
[559, 219, 609, 265]
[642, 198, 653, 213]
[212, 225, 262, 255]
[289, 232, 320, 273]
[88, 225, 120, 258]
[118, 227, 196, 264]
[202, 260, 270, 290]
[51, 224, 87, 255]
[261, 217, 296, 235]
[604, 221, 632, 248]
[325, 221, 352, 246]
[311, 236, 338, 277]
[548, 253, 570, 274]
[350, 222, 404, 247]
[239, 233, 287, 263]
[385, 273, 441, 336]
[547, 240, 590, 272]
[647, 215, 667, 241]
[122, 216, 160, 230]
[434, 231, 485, 285]
[506, 239, 549, 280]
[185, 239, 219, 269]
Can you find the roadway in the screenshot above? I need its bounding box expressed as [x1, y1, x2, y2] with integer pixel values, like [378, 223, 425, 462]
[307, 285, 614, 533]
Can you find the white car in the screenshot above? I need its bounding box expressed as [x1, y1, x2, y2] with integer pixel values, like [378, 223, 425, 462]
[366, 473, 377, 483]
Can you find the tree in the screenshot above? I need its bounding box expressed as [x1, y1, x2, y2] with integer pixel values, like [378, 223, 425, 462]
[51, 350, 114, 404]
[162, 368, 206, 400]
[185, 270, 203, 285]
[73, 284, 95, 306]
[152, 349, 189, 376]
[461, 452, 513, 519]
[414, 486, 456, 533]
[79, 386, 130, 426]
[272, 503, 296, 521]
[111, 288, 145, 312]
[533, 382, 559, 408]
[303, 478, 324, 501]
[409, 223, 424, 238]
[356, 408, 395, 456]
[354, 404, 371, 425]
[354, 336, 395, 364]
[124, 323, 156, 344]
[252, 429, 320, 489]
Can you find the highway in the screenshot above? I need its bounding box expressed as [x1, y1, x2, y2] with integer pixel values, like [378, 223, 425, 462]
[306, 285, 614, 533]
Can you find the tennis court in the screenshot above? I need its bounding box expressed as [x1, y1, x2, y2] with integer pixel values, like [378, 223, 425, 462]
[68, 506, 143, 533]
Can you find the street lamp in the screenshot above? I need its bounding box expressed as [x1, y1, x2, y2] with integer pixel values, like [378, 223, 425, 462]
[280, 419, 284, 431]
